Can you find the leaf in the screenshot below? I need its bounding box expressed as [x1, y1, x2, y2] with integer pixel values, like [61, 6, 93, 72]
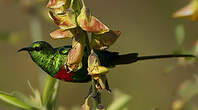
[11, 91, 39, 108]
[27, 81, 42, 107]
[42, 75, 58, 106]
[47, 80, 59, 110]
[0, 91, 35, 110]
[91, 30, 121, 50]
[107, 90, 131, 110]
[175, 24, 185, 46]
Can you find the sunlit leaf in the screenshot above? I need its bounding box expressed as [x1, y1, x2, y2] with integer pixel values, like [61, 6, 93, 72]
[91, 30, 121, 50]
[47, 80, 59, 110]
[11, 91, 39, 108]
[0, 91, 35, 110]
[27, 81, 42, 107]
[42, 75, 58, 106]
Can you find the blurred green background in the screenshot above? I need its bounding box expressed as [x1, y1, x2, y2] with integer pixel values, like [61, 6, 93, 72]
[0, 0, 197, 110]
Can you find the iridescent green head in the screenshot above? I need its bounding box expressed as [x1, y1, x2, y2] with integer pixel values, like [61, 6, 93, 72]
[18, 41, 55, 55]
[18, 41, 67, 76]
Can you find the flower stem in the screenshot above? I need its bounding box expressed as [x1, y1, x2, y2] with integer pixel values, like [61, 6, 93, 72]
[91, 78, 99, 109]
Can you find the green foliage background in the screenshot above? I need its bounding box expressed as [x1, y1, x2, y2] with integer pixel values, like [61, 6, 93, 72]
[0, 0, 197, 110]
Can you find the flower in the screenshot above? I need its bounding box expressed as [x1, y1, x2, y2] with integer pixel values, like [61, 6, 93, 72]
[173, 0, 198, 21]
[88, 50, 111, 91]
[91, 30, 121, 50]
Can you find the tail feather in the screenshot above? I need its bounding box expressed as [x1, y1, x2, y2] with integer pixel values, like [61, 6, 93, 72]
[111, 53, 195, 65]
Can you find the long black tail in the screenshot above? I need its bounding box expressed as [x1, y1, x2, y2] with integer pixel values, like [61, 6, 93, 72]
[111, 53, 195, 65]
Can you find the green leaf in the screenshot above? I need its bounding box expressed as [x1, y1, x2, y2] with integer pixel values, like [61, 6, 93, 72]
[47, 80, 59, 110]
[0, 91, 35, 110]
[175, 24, 185, 46]
[42, 75, 58, 107]
[27, 81, 42, 107]
[107, 90, 131, 110]
[11, 91, 40, 109]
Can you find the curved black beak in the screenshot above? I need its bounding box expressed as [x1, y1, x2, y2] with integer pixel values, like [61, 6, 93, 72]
[17, 47, 33, 52]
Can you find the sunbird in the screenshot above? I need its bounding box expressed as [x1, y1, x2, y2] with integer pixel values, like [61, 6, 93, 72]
[18, 41, 195, 83]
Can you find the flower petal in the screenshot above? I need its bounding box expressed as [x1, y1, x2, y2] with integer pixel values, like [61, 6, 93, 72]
[91, 30, 121, 50]
[48, 9, 77, 30]
[50, 29, 74, 39]
[77, 5, 109, 34]
[88, 50, 109, 75]
[67, 32, 86, 65]
[47, 0, 65, 9]
[173, 0, 198, 20]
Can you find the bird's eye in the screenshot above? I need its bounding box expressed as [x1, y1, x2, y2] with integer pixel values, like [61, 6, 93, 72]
[59, 48, 70, 55]
[35, 47, 41, 51]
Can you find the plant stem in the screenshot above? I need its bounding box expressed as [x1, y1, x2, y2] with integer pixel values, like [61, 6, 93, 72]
[42, 76, 57, 108]
[91, 78, 98, 109]
[84, 31, 100, 109]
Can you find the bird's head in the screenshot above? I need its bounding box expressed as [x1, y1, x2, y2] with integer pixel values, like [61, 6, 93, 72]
[18, 41, 54, 57]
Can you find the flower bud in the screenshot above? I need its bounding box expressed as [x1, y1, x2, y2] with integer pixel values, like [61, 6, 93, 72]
[88, 50, 109, 75]
[81, 96, 90, 110]
[67, 31, 86, 65]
